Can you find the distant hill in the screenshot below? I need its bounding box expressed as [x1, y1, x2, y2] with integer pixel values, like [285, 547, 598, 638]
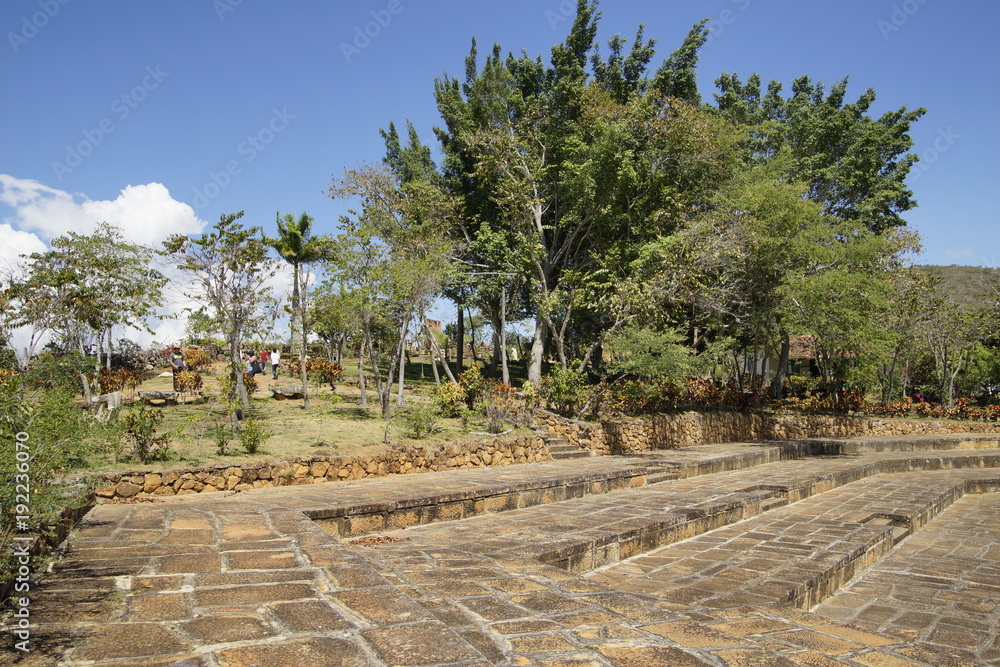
[912, 264, 999, 309]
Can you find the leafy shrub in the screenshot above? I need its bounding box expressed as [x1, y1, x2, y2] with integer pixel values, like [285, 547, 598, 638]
[88, 368, 145, 395]
[214, 423, 231, 456]
[288, 359, 344, 390]
[26, 350, 88, 392]
[399, 405, 440, 439]
[0, 382, 94, 585]
[237, 417, 272, 454]
[434, 381, 467, 417]
[173, 370, 203, 395]
[458, 363, 487, 409]
[218, 371, 258, 397]
[182, 347, 212, 372]
[121, 403, 171, 463]
[479, 381, 527, 433]
[305, 359, 344, 389]
[540, 366, 588, 416]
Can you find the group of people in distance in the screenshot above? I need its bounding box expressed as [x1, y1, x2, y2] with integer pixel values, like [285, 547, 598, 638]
[168, 345, 282, 392]
[244, 348, 281, 380]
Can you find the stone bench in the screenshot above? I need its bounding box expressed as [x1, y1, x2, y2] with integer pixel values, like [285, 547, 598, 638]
[271, 385, 305, 400]
[138, 390, 179, 406]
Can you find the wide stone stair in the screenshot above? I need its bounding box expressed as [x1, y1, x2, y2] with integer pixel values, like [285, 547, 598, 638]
[331, 434, 1000, 664]
[10, 433, 1000, 666]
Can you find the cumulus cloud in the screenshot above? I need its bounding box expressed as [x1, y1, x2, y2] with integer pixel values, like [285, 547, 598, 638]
[0, 175, 204, 247]
[0, 222, 47, 271]
[945, 248, 976, 259]
[0, 175, 212, 351]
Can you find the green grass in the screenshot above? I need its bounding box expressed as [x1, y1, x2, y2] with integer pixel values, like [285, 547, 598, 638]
[90, 354, 531, 472]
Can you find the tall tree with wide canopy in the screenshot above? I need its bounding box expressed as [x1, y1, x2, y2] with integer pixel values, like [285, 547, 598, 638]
[267, 212, 334, 410]
[432, 1, 729, 383]
[713, 73, 925, 233]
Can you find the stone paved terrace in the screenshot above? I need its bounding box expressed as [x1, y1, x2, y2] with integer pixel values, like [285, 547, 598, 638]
[3, 433, 1000, 666]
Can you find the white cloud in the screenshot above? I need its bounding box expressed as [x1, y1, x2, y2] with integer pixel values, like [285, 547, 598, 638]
[0, 175, 212, 352]
[945, 248, 976, 259]
[0, 175, 204, 247]
[0, 222, 47, 270]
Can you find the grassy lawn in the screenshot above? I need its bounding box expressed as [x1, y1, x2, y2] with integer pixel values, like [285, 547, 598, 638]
[94, 354, 530, 473]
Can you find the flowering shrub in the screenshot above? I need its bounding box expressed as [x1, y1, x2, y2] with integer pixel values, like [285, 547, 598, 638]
[458, 363, 487, 409]
[87, 368, 145, 395]
[304, 359, 344, 389]
[182, 347, 212, 372]
[173, 370, 203, 396]
[434, 381, 467, 417]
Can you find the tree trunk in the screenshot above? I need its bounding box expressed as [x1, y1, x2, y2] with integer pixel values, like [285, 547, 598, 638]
[500, 285, 509, 385]
[294, 264, 310, 410]
[356, 337, 367, 406]
[93, 330, 102, 373]
[395, 313, 411, 407]
[228, 331, 249, 413]
[105, 327, 113, 370]
[367, 331, 391, 421]
[422, 312, 457, 383]
[527, 315, 546, 384]
[769, 329, 790, 399]
[467, 306, 482, 363]
[455, 302, 464, 379]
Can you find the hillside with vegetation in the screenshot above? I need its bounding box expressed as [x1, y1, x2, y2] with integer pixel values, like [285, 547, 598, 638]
[3, 1, 999, 581]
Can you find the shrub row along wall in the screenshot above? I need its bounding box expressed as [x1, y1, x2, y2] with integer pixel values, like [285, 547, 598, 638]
[92, 436, 548, 501]
[535, 410, 1000, 455]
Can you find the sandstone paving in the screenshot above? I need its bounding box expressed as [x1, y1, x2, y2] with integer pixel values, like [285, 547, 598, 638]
[2, 435, 999, 665]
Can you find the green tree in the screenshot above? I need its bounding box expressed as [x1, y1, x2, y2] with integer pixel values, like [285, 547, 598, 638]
[713, 73, 925, 233]
[5, 223, 166, 368]
[267, 212, 334, 410]
[329, 163, 459, 420]
[433, 7, 733, 383]
[916, 280, 994, 406]
[163, 212, 276, 412]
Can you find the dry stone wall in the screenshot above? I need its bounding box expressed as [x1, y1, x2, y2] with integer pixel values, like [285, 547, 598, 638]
[535, 410, 1000, 454]
[92, 435, 547, 502]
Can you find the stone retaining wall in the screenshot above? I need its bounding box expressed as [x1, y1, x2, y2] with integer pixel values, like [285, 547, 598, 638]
[92, 435, 547, 501]
[535, 410, 1000, 454]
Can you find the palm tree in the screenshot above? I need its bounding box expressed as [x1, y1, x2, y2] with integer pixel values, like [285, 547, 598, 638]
[267, 212, 334, 409]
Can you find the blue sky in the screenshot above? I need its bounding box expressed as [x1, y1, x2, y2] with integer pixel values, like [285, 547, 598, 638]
[2, 0, 998, 341]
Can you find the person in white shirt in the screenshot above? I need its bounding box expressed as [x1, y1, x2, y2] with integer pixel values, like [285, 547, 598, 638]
[271, 348, 281, 379]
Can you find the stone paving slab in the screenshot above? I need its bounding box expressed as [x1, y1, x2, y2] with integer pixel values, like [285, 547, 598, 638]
[813, 492, 1000, 665]
[3, 436, 1000, 665]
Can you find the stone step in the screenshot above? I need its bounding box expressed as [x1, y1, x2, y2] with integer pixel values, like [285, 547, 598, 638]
[585, 473, 999, 611]
[346, 453, 1000, 598]
[805, 432, 1000, 455]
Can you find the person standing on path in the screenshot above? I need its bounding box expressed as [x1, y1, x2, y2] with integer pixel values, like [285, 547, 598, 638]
[271, 348, 281, 380]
